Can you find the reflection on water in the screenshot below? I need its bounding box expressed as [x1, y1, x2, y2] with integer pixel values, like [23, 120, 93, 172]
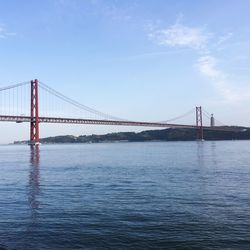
[28, 145, 40, 218]
[210, 141, 217, 165]
[196, 141, 218, 167]
[196, 141, 204, 167]
[30, 145, 40, 167]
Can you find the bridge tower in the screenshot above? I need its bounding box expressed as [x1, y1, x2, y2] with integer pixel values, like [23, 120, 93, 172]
[30, 79, 39, 145]
[196, 106, 203, 141]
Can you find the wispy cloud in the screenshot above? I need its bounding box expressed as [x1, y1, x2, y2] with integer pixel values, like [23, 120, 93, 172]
[197, 56, 222, 78]
[148, 19, 250, 103]
[217, 32, 233, 45]
[149, 23, 211, 50]
[0, 24, 16, 39]
[54, 0, 133, 24]
[91, 0, 134, 22]
[196, 55, 250, 102]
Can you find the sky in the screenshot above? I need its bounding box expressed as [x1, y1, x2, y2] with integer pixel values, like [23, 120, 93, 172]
[0, 0, 250, 143]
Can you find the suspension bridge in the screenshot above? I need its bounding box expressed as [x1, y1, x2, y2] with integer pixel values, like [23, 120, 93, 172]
[0, 79, 241, 145]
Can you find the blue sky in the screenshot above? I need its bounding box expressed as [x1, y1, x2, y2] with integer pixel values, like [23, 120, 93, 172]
[0, 0, 250, 143]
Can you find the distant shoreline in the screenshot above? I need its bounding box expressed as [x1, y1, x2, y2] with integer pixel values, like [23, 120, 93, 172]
[13, 127, 250, 144]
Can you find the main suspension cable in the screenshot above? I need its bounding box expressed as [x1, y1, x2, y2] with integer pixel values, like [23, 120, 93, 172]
[39, 82, 127, 121]
[0, 81, 29, 92]
[160, 108, 195, 123]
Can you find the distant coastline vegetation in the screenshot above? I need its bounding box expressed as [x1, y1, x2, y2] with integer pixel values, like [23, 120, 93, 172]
[14, 127, 250, 144]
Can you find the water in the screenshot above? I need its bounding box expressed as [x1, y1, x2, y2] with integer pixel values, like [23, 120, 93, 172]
[0, 141, 249, 250]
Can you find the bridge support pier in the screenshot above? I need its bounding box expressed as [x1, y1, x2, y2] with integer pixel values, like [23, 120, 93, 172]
[29, 79, 39, 145]
[196, 106, 204, 141]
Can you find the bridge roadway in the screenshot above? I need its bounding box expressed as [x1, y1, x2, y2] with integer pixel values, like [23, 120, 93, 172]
[0, 115, 242, 132]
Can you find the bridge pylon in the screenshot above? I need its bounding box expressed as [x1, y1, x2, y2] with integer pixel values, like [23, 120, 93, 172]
[196, 106, 204, 141]
[29, 79, 40, 145]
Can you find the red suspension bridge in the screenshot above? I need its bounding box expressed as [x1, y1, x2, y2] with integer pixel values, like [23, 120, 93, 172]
[0, 79, 241, 145]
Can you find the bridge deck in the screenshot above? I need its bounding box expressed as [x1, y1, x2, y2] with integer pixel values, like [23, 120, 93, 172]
[0, 115, 242, 132]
